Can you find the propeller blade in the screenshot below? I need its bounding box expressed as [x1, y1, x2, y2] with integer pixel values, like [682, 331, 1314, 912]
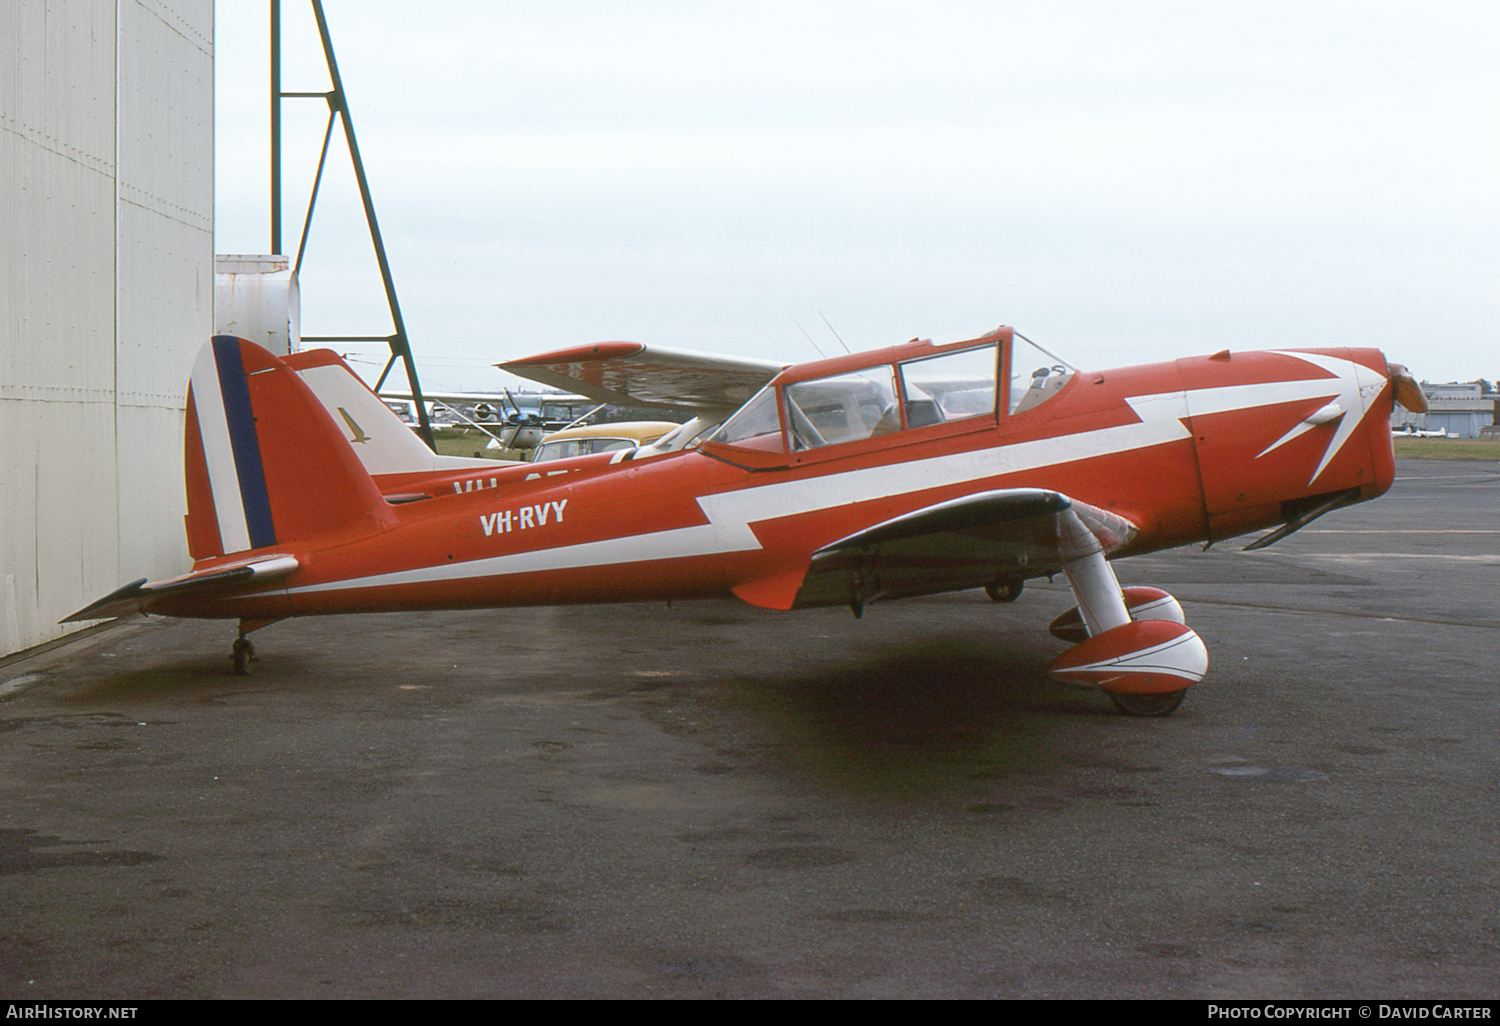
[1388, 363, 1428, 413]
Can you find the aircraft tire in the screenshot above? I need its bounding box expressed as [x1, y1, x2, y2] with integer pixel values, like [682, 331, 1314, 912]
[231, 637, 254, 676]
[985, 580, 1024, 603]
[1107, 688, 1187, 717]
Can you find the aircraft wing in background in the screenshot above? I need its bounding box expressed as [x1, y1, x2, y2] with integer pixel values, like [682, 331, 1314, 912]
[499, 342, 786, 414]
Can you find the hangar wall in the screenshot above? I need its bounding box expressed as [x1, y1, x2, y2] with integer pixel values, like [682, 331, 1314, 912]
[1, 0, 214, 656]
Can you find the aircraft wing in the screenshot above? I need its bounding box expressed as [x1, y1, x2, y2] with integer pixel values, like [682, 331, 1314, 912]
[62, 555, 300, 623]
[499, 342, 786, 413]
[731, 489, 1138, 611]
[377, 388, 591, 409]
[377, 390, 507, 404]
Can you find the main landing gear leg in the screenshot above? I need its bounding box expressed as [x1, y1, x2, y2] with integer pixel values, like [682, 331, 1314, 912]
[1056, 509, 1131, 637]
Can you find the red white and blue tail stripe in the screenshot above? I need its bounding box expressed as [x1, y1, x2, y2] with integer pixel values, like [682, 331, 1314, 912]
[189, 336, 280, 554]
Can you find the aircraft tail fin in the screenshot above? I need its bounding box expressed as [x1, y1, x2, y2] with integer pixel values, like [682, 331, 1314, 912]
[185, 336, 395, 559]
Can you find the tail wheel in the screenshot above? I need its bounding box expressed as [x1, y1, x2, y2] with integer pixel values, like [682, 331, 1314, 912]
[1108, 689, 1187, 717]
[985, 580, 1024, 603]
[231, 637, 255, 676]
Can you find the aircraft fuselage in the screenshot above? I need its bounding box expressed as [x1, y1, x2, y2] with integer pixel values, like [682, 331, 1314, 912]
[156, 339, 1396, 623]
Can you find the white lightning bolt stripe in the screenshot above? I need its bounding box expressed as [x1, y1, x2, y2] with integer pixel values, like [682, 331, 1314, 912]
[278, 416, 1190, 597]
[1137, 350, 1377, 487]
[277, 352, 1380, 597]
[1256, 351, 1378, 484]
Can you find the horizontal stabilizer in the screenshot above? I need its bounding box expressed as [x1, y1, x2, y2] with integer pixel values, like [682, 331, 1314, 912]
[62, 555, 300, 623]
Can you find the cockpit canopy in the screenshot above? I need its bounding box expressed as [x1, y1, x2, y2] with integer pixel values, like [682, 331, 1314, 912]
[705, 327, 1074, 459]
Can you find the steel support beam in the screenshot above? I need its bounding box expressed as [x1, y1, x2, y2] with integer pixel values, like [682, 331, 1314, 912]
[269, 0, 437, 449]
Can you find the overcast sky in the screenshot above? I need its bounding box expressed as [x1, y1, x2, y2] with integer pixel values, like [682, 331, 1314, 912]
[214, 1, 1499, 394]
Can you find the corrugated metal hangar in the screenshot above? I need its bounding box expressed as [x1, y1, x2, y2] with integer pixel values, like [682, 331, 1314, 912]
[2, 0, 214, 656]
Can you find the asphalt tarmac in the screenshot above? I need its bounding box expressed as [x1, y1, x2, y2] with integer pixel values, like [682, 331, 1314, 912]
[1, 458, 1496, 999]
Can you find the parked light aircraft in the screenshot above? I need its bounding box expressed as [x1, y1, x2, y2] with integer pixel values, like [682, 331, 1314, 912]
[377, 386, 596, 453]
[66, 326, 1427, 715]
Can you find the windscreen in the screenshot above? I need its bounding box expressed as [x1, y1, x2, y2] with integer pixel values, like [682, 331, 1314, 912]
[1009, 335, 1075, 414]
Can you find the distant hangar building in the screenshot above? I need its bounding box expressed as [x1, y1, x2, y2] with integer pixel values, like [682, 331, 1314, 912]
[1392, 382, 1499, 439]
[2, 0, 213, 657]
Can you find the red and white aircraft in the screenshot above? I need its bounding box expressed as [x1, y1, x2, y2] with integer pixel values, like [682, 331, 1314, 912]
[66, 326, 1426, 715]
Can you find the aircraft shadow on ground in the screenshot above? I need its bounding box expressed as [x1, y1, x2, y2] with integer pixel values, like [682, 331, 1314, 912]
[706, 636, 1108, 798]
[65, 654, 320, 705]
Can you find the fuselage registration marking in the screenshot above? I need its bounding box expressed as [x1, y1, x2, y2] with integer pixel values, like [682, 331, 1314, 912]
[481, 500, 568, 536]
